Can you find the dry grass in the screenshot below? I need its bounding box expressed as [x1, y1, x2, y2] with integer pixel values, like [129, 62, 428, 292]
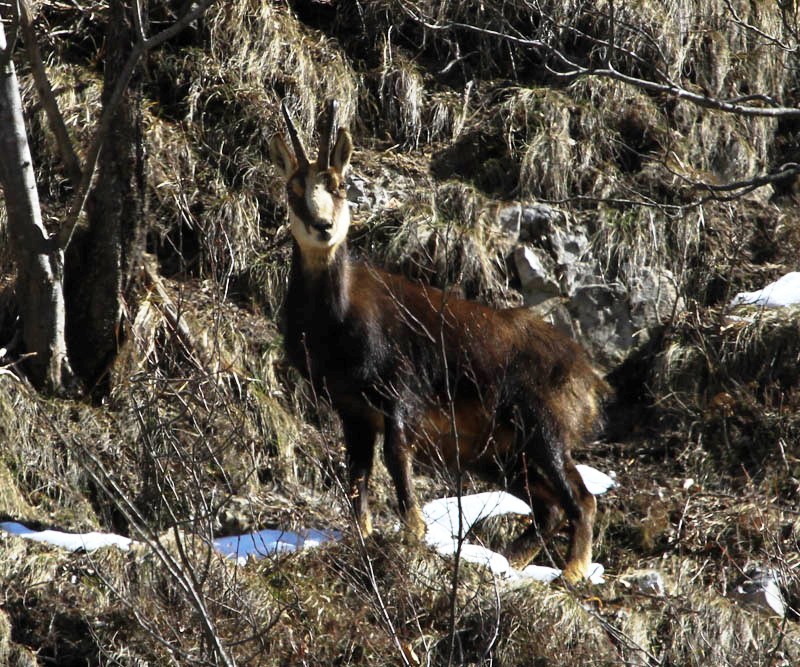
[361, 180, 518, 305]
[604, 558, 800, 666]
[0, 0, 799, 663]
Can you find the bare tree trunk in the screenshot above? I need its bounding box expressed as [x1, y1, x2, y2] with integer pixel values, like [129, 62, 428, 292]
[0, 18, 74, 392]
[18, 1, 82, 187]
[65, 0, 147, 396]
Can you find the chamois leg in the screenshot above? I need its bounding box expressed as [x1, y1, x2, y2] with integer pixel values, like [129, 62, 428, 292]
[534, 448, 595, 582]
[515, 416, 595, 582]
[506, 476, 565, 567]
[561, 459, 596, 583]
[343, 417, 377, 537]
[383, 414, 426, 539]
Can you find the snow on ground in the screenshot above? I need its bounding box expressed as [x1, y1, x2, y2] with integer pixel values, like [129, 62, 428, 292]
[213, 528, 340, 565]
[730, 272, 800, 308]
[0, 521, 134, 552]
[576, 464, 616, 495]
[421, 491, 606, 585]
[0, 465, 614, 584]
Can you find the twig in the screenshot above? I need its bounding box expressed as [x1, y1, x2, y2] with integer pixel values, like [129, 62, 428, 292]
[141, 258, 210, 373]
[56, 0, 217, 251]
[18, 0, 83, 186]
[76, 438, 237, 667]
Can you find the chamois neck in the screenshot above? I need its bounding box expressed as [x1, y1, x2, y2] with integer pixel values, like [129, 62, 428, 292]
[296, 241, 345, 273]
[290, 241, 351, 319]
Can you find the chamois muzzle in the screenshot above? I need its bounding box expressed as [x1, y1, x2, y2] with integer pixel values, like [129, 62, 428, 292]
[309, 219, 333, 240]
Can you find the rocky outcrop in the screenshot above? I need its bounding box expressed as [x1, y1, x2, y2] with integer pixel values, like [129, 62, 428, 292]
[501, 202, 681, 367]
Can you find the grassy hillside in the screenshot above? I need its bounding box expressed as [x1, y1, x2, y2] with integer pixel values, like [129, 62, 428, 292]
[1, 1, 799, 664]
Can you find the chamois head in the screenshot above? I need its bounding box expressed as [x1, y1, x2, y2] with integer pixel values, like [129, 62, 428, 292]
[270, 100, 354, 263]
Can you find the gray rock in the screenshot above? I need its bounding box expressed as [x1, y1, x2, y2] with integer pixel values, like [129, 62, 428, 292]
[568, 280, 636, 366]
[514, 246, 561, 306]
[347, 175, 383, 210]
[527, 297, 577, 338]
[626, 263, 681, 332]
[498, 203, 566, 243]
[559, 259, 601, 299]
[499, 201, 684, 366]
[550, 225, 590, 267]
[518, 203, 566, 242]
[497, 204, 522, 241]
[730, 566, 786, 617]
[622, 570, 666, 596]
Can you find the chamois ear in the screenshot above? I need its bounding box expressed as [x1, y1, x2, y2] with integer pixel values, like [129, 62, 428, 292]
[269, 135, 297, 178]
[331, 128, 353, 176]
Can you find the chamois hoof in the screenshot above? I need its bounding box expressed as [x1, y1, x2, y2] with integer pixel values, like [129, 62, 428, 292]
[561, 559, 590, 584]
[403, 507, 427, 541]
[357, 513, 374, 538]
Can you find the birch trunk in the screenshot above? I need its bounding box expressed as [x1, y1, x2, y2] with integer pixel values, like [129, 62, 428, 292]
[0, 18, 73, 391]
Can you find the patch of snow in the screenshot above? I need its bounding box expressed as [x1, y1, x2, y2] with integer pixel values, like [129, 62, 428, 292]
[421, 491, 608, 584]
[520, 562, 605, 585]
[213, 528, 340, 565]
[730, 272, 800, 308]
[0, 461, 616, 585]
[731, 566, 787, 617]
[576, 464, 617, 495]
[427, 540, 515, 578]
[0, 521, 134, 552]
[519, 564, 563, 583]
[621, 570, 665, 596]
[422, 491, 532, 547]
[422, 466, 614, 548]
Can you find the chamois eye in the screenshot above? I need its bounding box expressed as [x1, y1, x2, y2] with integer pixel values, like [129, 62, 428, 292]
[289, 179, 304, 198]
[322, 172, 337, 192]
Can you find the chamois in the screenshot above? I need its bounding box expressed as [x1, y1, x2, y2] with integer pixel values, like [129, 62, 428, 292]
[270, 100, 609, 582]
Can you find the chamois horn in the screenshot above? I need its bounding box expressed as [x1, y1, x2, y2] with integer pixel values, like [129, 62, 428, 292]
[281, 100, 309, 168]
[317, 99, 339, 170]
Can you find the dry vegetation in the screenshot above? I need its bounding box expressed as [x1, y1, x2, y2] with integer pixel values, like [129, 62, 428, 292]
[1, 0, 800, 664]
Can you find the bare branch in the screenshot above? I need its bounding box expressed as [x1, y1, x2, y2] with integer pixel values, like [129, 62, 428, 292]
[57, 0, 217, 251]
[132, 0, 146, 44]
[694, 163, 800, 195]
[723, 0, 798, 52]
[77, 441, 237, 667]
[604, 0, 615, 69]
[0, 0, 20, 72]
[400, 3, 800, 119]
[543, 163, 800, 213]
[18, 0, 82, 187]
[580, 64, 800, 118]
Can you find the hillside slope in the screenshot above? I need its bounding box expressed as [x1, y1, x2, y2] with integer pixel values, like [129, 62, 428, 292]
[0, 1, 799, 664]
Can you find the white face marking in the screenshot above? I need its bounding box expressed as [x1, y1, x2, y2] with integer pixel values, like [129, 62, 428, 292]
[288, 167, 350, 256]
[272, 126, 354, 266]
[307, 182, 334, 223]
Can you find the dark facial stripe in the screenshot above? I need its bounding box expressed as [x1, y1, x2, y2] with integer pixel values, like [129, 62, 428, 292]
[286, 172, 346, 234]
